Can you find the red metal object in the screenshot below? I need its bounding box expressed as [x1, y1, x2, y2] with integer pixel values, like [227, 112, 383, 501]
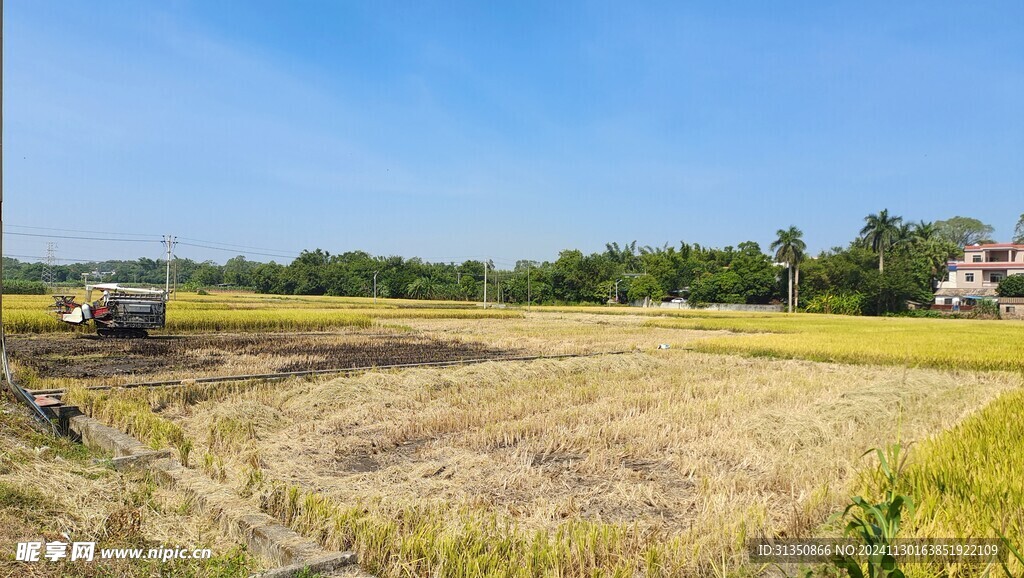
[34, 395, 62, 408]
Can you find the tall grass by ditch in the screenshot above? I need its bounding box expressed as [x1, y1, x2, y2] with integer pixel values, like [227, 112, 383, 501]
[64, 385, 191, 457]
[256, 481, 742, 578]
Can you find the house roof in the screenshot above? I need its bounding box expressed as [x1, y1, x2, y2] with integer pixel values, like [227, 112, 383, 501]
[951, 263, 1024, 269]
[934, 288, 999, 298]
[1000, 297, 1024, 304]
[964, 243, 1024, 249]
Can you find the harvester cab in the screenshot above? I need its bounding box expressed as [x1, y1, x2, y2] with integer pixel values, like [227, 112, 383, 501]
[51, 283, 167, 338]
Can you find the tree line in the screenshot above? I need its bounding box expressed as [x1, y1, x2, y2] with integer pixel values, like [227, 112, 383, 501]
[5, 212, 1021, 315]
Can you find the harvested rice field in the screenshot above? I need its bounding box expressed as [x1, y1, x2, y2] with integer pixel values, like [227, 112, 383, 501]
[15, 293, 1013, 577]
[6, 331, 519, 386]
[158, 352, 1017, 577]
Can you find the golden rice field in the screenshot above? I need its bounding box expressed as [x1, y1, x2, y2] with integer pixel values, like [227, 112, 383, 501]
[644, 314, 1024, 372]
[0, 293, 521, 334]
[8, 292, 1008, 577]
[884, 389, 1024, 555]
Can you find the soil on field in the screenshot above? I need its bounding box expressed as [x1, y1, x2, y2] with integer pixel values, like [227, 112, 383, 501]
[7, 332, 518, 380]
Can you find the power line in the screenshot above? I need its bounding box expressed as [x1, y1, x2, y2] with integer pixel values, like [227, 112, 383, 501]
[7, 223, 515, 265]
[6, 224, 524, 267]
[8, 224, 301, 258]
[177, 236, 302, 256]
[417, 256, 522, 268]
[5, 253, 94, 263]
[8, 224, 302, 258]
[7, 224, 161, 238]
[176, 241, 298, 260]
[4, 231, 159, 243]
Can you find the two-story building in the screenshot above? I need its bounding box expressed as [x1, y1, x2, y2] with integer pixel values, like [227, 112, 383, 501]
[934, 243, 1024, 308]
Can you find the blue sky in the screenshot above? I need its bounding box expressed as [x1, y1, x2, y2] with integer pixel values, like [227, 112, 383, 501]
[5, 1, 1023, 266]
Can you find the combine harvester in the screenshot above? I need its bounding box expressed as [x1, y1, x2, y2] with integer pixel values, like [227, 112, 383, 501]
[52, 283, 167, 338]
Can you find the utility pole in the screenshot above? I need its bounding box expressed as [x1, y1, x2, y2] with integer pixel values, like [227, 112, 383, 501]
[373, 271, 378, 305]
[163, 234, 176, 296]
[614, 278, 623, 304]
[527, 261, 531, 312]
[482, 261, 488, 308]
[1, 0, 5, 331]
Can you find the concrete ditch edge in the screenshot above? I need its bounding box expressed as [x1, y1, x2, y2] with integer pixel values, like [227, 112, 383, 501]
[68, 415, 360, 577]
[256, 552, 360, 578]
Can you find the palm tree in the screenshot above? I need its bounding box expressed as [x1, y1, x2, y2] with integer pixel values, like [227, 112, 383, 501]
[405, 277, 437, 300]
[860, 209, 903, 273]
[896, 222, 914, 244]
[771, 226, 806, 313]
[917, 237, 959, 290]
[912, 220, 937, 242]
[604, 241, 641, 272]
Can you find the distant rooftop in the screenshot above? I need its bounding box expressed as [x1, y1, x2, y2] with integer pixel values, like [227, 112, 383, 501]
[964, 243, 1024, 249]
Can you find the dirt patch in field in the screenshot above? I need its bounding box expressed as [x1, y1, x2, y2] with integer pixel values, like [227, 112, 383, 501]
[6, 332, 518, 381]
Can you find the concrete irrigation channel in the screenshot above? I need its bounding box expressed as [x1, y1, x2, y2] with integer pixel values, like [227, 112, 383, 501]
[4, 328, 633, 576]
[67, 413, 368, 577]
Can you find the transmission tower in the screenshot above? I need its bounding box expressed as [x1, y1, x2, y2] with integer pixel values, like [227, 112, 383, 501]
[41, 242, 57, 287]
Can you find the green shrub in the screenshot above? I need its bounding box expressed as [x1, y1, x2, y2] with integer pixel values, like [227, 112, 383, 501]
[805, 292, 865, 315]
[997, 274, 1024, 297]
[885, 309, 946, 319]
[969, 298, 1000, 319]
[833, 444, 914, 578]
[2, 280, 48, 294]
